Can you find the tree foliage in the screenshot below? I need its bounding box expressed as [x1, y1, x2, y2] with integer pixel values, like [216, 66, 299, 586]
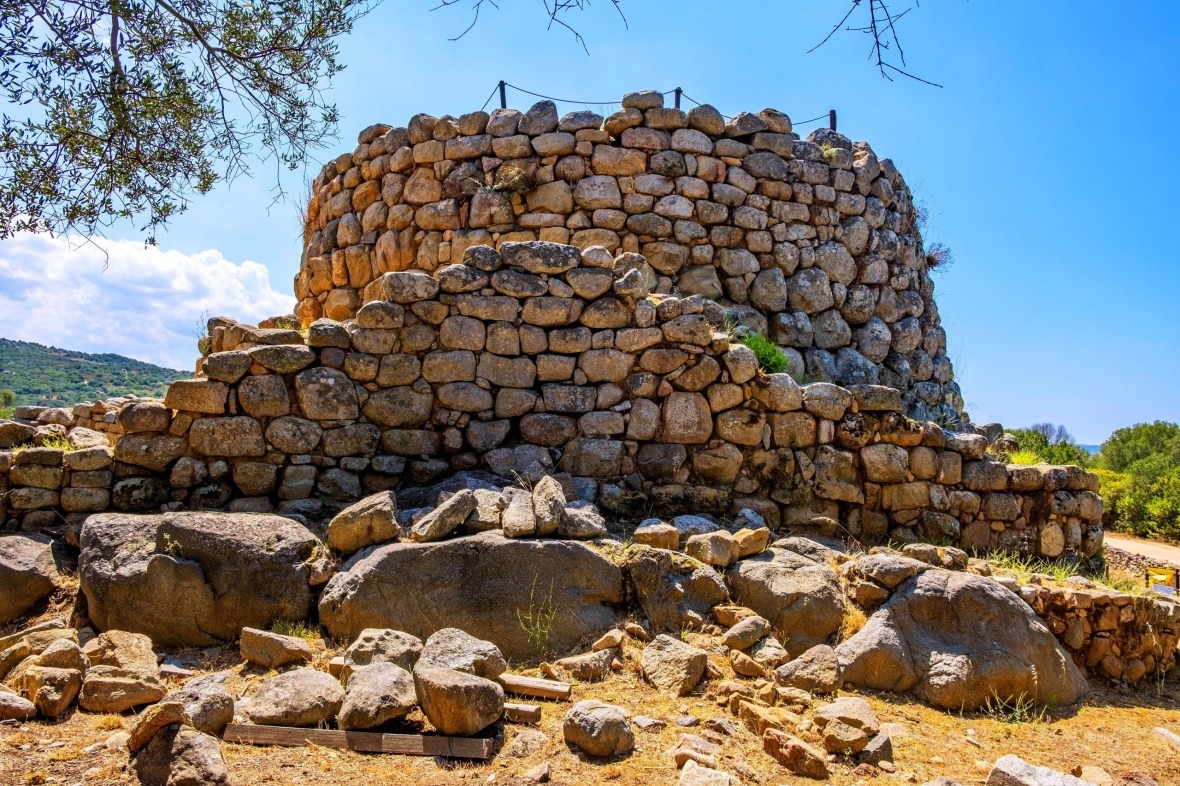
[0, 0, 377, 242]
[1008, 425, 1093, 468]
[1094, 421, 1180, 544]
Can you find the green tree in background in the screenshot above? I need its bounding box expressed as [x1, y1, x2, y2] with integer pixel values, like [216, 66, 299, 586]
[0, 388, 14, 418]
[1093, 421, 1180, 543]
[1008, 423, 1093, 468]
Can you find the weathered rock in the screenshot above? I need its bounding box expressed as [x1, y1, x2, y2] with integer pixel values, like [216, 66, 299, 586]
[240, 667, 344, 727]
[327, 491, 400, 554]
[23, 665, 82, 717]
[320, 531, 622, 660]
[128, 700, 191, 753]
[721, 615, 771, 651]
[408, 490, 477, 542]
[812, 696, 880, 736]
[80, 512, 327, 647]
[134, 726, 230, 786]
[239, 627, 313, 669]
[419, 627, 506, 679]
[563, 700, 634, 757]
[623, 545, 729, 632]
[339, 662, 417, 730]
[0, 690, 36, 721]
[0, 533, 59, 625]
[774, 644, 840, 694]
[836, 569, 1088, 709]
[642, 635, 708, 696]
[341, 628, 423, 681]
[986, 754, 1095, 786]
[552, 648, 615, 683]
[762, 728, 828, 779]
[726, 549, 846, 657]
[167, 674, 235, 736]
[413, 662, 504, 735]
[822, 718, 869, 754]
[79, 665, 167, 712]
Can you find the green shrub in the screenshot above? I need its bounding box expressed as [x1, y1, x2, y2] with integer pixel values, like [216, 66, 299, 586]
[739, 334, 789, 374]
[1007, 449, 1042, 466]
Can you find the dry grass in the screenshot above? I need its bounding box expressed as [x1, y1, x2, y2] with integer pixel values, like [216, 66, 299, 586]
[3, 632, 1178, 786]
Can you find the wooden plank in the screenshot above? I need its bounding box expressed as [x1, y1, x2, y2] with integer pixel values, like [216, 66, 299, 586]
[503, 702, 541, 723]
[496, 673, 571, 701]
[222, 724, 493, 759]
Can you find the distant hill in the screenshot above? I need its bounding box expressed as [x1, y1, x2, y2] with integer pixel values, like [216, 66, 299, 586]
[0, 338, 188, 407]
[1080, 444, 1102, 454]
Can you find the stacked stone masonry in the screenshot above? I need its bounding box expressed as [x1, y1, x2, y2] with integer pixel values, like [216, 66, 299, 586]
[0, 241, 1101, 561]
[295, 91, 963, 425]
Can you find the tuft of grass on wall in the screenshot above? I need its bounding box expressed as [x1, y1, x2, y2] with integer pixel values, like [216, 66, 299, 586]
[739, 333, 789, 375]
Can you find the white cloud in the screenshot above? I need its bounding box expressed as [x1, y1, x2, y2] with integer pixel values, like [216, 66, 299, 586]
[0, 234, 296, 370]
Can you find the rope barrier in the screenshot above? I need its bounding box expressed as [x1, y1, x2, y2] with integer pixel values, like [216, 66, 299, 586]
[483, 82, 836, 131]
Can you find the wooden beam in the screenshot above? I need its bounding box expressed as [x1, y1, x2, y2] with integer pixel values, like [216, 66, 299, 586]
[222, 724, 493, 759]
[496, 673, 571, 701]
[503, 702, 541, 723]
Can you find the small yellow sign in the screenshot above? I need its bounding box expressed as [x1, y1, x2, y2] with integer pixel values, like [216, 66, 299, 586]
[1148, 567, 1178, 590]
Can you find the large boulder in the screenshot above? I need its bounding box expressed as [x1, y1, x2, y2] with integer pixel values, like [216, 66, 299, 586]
[836, 569, 1088, 709]
[418, 628, 506, 679]
[0, 534, 60, 625]
[79, 512, 330, 647]
[641, 635, 708, 696]
[725, 549, 846, 657]
[167, 674, 235, 736]
[319, 531, 623, 660]
[622, 545, 729, 632]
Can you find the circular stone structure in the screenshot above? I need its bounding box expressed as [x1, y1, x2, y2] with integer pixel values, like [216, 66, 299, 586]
[297, 90, 963, 424]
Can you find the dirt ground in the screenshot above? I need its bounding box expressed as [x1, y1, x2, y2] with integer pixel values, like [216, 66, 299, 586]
[3, 627, 1179, 786]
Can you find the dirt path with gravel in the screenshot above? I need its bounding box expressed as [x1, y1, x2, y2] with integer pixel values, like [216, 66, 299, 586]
[1105, 532, 1180, 566]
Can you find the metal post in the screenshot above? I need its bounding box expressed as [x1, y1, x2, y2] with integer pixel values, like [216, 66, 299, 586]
[829, 109, 837, 131]
[674, 88, 682, 110]
[498, 81, 507, 109]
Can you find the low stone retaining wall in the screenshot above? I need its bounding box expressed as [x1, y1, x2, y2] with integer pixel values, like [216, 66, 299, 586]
[1020, 580, 1180, 683]
[0, 242, 1101, 560]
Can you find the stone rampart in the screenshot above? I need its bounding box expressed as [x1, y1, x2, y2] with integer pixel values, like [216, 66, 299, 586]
[296, 90, 962, 424]
[0, 241, 1100, 560]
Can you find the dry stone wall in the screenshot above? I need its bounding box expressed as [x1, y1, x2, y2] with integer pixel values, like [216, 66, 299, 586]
[296, 90, 962, 425]
[0, 241, 1101, 561]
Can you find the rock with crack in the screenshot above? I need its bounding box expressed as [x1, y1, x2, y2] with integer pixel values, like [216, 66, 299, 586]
[563, 700, 634, 758]
[79, 631, 166, 713]
[726, 548, 846, 658]
[79, 512, 330, 647]
[762, 728, 828, 779]
[319, 531, 622, 660]
[836, 569, 1088, 710]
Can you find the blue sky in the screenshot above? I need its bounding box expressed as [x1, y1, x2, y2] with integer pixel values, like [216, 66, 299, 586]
[1, 1, 1177, 445]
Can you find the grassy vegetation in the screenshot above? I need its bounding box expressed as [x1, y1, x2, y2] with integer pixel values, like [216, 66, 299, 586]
[269, 619, 321, 641]
[1093, 421, 1180, 544]
[739, 333, 790, 374]
[0, 337, 186, 408]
